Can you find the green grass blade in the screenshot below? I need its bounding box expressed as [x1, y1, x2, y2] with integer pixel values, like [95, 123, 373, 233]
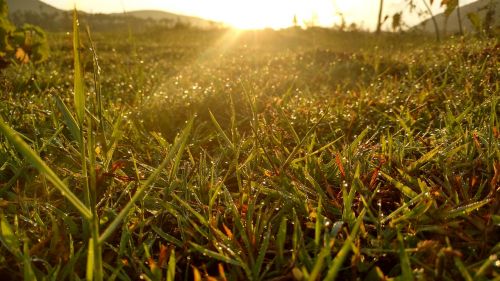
[104, 114, 125, 169]
[454, 256, 473, 281]
[0, 214, 21, 259]
[167, 249, 176, 281]
[324, 209, 365, 281]
[444, 198, 492, 219]
[98, 119, 193, 244]
[397, 230, 414, 281]
[54, 96, 81, 143]
[171, 193, 207, 226]
[23, 241, 37, 281]
[0, 118, 92, 219]
[86, 238, 95, 281]
[189, 242, 241, 266]
[253, 227, 271, 279]
[276, 216, 287, 264]
[315, 198, 323, 250]
[73, 8, 85, 126]
[407, 146, 441, 173]
[380, 192, 427, 224]
[308, 245, 331, 281]
[474, 254, 497, 278]
[209, 110, 234, 150]
[280, 113, 326, 171]
[380, 171, 418, 199]
[151, 226, 183, 248]
[348, 127, 369, 153]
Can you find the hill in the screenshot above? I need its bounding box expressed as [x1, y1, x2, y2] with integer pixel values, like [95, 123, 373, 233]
[113, 10, 220, 29]
[415, 0, 499, 35]
[5, 0, 221, 31]
[5, 0, 59, 14]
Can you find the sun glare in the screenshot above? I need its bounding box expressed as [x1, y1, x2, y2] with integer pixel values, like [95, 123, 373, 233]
[198, 0, 338, 30]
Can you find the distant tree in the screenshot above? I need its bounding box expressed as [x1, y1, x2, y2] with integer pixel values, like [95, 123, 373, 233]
[405, 0, 441, 41]
[392, 12, 403, 31]
[441, 0, 461, 36]
[467, 0, 497, 37]
[483, 0, 497, 37]
[0, 0, 49, 69]
[331, 12, 347, 31]
[376, 0, 385, 33]
[304, 12, 319, 28]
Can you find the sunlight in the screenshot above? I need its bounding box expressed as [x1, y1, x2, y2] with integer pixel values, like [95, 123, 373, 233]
[195, 0, 338, 29]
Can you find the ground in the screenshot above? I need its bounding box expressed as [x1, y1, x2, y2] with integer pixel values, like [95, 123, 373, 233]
[0, 25, 499, 280]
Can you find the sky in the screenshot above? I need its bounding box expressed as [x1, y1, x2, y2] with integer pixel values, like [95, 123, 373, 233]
[40, 0, 479, 30]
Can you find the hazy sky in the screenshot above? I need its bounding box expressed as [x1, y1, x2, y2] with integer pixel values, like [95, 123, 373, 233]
[40, 0, 478, 29]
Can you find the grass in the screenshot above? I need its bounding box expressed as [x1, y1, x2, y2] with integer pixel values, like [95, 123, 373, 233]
[0, 11, 499, 281]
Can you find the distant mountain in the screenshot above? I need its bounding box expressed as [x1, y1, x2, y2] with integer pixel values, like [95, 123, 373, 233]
[6, 0, 60, 14]
[414, 0, 499, 35]
[5, 0, 221, 31]
[112, 10, 220, 28]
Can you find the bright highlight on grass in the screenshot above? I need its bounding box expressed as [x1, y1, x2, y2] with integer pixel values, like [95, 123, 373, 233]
[0, 1, 498, 280]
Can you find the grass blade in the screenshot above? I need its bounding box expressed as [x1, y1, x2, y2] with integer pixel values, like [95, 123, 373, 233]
[54, 96, 81, 143]
[308, 245, 331, 281]
[209, 110, 234, 150]
[171, 193, 207, 226]
[0, 214, 21, 259]
[380, 171, 418, 199]
[397, 230, 414, 281]
[189, 242, 241, 266]
[253, 227, 271, 279]
[167, 249, 176, 281]
[151, 226, 183, 248]
[73, 8, 85, 125]
[22, 241, 37, 281]
[444, 198, 492, 219]
[98, 119, 193, 244]
[86, 238, 95, 281]
[276, 216, 287, 264]
[407, 146, 441, 173]
[454, 256, 473, 281]
[324, 209, 365, 281]
[0, 118, 92, 219]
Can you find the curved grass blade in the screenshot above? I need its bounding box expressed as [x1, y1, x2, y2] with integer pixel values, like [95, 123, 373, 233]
[253, 227, 271, 279]
[98, 119, 193, 245]
[167, 249, 176, 281]
[397, 229, 414, 281]
[0, 214, 21, 259]
[324, 209, 365, 281]
[23, 241, 37, 281]
[54, 96, 81, 143]
[380, 171, 418, 199]
[0, 118, 92, 219]
[209, 110, 234, 150]
[189, 242, 242, 266]
[444, 198, 492, 219]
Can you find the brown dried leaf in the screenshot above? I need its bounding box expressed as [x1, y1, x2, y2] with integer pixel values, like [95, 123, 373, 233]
[335, 152, 345, 178]
[222, 223, 233, 240]
[15, 48, 29, 64]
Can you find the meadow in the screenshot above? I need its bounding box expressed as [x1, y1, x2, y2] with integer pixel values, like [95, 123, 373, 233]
[0, 15, 499, 280]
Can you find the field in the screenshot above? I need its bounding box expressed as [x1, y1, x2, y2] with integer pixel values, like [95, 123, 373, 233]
[0, 17, 499, 281]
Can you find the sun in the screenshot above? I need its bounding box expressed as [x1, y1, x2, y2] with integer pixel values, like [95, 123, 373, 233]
[204, 1, 295, 29]
[197, 0, 338, 30]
